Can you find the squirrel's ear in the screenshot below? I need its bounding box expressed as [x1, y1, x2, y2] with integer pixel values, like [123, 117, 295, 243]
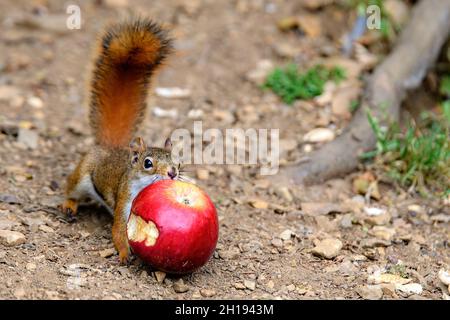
[130, 137, 146, 153]
[164, 137, 172, 151]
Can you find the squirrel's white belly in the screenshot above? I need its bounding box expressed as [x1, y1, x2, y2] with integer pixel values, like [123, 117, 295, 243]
[69, 173, 165, 220]
[72, 175, 114, 215]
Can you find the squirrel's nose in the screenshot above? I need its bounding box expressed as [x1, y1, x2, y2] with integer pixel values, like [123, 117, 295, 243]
[167, 167, 177, 179]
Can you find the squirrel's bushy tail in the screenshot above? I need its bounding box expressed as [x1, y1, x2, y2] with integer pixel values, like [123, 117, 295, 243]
[89, 18, 172, 147]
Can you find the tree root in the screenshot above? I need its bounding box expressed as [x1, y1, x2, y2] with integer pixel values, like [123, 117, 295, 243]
[280, 0, 450, 185]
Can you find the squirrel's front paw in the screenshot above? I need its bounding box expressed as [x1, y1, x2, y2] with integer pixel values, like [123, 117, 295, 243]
[112, 219, 131, 264]
[118, 248, 131, 265]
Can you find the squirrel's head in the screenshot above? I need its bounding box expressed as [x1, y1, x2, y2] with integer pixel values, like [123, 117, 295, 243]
[128, 137, 179, 181]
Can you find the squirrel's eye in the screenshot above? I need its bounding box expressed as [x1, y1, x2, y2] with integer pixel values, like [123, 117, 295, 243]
[143, 157, 153, 170]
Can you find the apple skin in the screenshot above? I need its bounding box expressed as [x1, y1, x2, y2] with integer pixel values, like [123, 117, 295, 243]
[127, 180, 219, 274]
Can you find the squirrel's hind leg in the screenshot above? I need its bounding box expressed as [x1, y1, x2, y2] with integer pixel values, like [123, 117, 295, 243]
[61, 155, 93, 218]
[61, 199, 79, 217]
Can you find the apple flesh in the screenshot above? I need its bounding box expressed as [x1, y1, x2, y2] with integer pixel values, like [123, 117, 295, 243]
[127, 180, 218, 274]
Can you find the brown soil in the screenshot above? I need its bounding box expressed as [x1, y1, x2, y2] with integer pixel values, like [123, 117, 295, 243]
[0, 0, 448, 300]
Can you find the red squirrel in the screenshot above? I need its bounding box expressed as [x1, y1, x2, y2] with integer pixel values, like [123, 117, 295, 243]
[61, 19, 179, 264]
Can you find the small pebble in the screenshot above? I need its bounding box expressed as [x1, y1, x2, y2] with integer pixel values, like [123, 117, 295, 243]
[99, 248, 116, 258]
[196, 169, 210, 180]
[271, 238, 283, 248]
[200, 288, 216, 297]
[356, 285, 383, 300]
[311, 238, 343, 259]
[39, 225, 54, 233]
[27, 96, 43, 108]
[438, 269, 450, 286]
[173, 279, 189, 293]
[249, 199, 269, 209]
[26, 262, 36, 271]
[155, 87, 191, 99]
[154, 271, 166, 283]
[279, 229, 293, 241]
[244, 280, 256, 291]
[0, 230, 26, 246]
[395, 283, 423, 295]
[234, 282, 246, 290]
[303, 128, 335, 143]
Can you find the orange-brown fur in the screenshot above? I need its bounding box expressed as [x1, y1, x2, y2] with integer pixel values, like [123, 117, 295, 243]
[90, 19, 172, 147]
[61, 19, 177, 264]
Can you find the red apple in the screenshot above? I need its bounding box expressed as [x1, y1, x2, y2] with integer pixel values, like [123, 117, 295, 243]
[127, 180, 219, 274]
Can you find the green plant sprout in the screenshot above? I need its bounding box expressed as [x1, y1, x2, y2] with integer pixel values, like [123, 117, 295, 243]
[264, 64, 346, 104]
[362, 103, 450, 197]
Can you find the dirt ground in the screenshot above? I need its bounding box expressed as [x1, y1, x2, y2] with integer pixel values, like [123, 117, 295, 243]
[0, 0, 449, 300]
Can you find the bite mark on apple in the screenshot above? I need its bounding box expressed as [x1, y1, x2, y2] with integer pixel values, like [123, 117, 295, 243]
[127, 213, 159, 246]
